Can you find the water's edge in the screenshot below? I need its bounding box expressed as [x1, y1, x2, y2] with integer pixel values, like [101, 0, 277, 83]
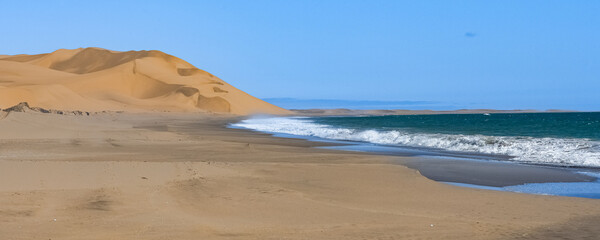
[229, 120, 600, 199]
[234, 116, 600, 168]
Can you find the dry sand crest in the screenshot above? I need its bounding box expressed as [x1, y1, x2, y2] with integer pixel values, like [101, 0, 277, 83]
[0, 47, 289, 115]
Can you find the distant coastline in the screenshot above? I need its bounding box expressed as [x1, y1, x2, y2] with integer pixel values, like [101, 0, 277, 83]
[291, 108, 578, 116]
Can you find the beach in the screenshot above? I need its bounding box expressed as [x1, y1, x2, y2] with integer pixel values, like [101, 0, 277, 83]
[1, 111, 599, 239]
[3, 1, 599, 238]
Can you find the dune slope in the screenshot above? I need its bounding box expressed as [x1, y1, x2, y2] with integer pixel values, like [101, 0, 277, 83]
[0, 48, 289, 115]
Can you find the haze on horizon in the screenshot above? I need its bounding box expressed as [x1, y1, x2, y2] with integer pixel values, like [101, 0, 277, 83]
[1, 0, 598, 111]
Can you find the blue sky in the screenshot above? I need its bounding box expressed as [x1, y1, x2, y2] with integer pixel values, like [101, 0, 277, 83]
[1, 0, 599, 110]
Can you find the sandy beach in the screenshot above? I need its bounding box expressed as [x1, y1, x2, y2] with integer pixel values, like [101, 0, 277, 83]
[1, 48, 599, 239]
[4, 1, 600, 238]
[1, 111, 599, 239]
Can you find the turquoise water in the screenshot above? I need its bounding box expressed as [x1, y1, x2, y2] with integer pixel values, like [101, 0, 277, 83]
[234, 113, 600, 167]
[313, 113, 600, 140]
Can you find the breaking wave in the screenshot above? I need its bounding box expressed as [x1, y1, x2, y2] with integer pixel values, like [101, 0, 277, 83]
[232, 117, 600, 168]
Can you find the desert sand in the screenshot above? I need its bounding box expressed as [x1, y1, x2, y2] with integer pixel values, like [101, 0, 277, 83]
[0, 110, 599, 239]
[0, 48, 289, 115]
[1, 49, 599, 239]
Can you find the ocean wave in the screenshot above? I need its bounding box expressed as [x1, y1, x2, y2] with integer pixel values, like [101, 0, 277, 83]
[232, 117, 600, 168]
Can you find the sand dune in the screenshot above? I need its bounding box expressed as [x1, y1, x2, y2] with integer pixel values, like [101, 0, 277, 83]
[0, 48, 289, 115]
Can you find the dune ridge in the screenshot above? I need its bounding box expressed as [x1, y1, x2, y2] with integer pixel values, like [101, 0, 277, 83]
[0, 48, 289, 115]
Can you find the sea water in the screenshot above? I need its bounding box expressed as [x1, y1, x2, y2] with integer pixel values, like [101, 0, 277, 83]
[232, 112, 600, 198]
[233, 113, 600, 168]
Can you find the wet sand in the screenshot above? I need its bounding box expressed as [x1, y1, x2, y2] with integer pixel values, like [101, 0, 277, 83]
[397, 157, 596, 187]
[304, 139, 597, 187]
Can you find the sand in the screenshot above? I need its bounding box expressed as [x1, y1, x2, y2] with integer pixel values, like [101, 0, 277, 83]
[1, 111, 599, 239]
[1, 47, 598, 239]
[398, 157, 595, 187]
[0, 48, 289, 115]
[324, 145, 596, 186]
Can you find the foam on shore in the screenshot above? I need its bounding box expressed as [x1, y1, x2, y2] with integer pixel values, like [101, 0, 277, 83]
[233, 117, 600, 168]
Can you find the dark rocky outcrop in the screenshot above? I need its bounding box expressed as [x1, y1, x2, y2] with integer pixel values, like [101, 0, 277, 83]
[1, 102, 91, 116]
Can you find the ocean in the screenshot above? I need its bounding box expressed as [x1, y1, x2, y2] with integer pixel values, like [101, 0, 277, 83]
[233, 112, 600, 168]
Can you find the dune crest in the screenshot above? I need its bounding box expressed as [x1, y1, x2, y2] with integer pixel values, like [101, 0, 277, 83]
[0, 48, 289, 115]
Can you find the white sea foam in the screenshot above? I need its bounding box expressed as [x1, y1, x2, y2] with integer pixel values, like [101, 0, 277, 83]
[232, 117, 600, 168]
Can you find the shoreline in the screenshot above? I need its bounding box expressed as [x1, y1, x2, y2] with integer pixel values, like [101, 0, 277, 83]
[230, 120, 599, 187]
[2, 111, 600, 239]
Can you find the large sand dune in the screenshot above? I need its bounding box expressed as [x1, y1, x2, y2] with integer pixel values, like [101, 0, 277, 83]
[0, 48, 289, 115]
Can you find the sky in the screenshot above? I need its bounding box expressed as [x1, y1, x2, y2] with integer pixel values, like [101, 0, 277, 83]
[1, 0, 599, 110]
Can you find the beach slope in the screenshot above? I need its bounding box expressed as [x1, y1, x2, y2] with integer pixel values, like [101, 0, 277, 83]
[1, 111, 599, 239]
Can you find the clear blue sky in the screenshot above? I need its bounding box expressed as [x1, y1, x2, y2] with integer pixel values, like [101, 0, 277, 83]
[1, 0, 599, 110]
